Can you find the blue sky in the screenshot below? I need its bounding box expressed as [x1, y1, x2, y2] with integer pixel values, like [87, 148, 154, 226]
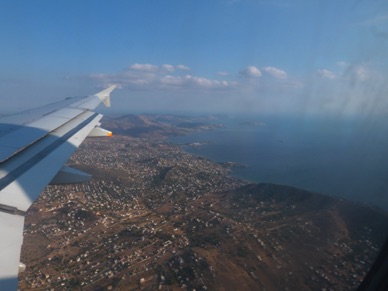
[1, 0, 388, 115]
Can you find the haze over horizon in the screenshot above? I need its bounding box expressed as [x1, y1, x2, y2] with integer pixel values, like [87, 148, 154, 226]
[1, 0, 388, 117]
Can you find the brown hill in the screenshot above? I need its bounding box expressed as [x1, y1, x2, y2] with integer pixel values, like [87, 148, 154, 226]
[191, 183, 388, 290]
[232, 183, 388, 242]
[102, 114, 222, 138]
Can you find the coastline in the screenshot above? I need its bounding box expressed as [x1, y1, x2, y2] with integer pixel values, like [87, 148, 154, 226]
[167, 117, 388, 211]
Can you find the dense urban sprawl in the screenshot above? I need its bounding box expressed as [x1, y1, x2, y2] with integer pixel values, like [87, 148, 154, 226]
[19, 136, 388, 291]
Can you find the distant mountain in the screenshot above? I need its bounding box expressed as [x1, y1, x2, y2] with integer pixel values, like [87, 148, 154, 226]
[102, 114, 223, 138]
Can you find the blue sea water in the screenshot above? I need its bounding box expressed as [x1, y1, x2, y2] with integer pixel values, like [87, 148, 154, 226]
[169, 114, 388, 210]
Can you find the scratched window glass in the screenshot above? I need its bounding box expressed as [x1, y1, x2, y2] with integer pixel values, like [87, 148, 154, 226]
[1, 1, 387, 290]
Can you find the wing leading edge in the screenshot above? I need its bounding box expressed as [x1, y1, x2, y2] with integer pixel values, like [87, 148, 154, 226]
[0, 85, 116, 289]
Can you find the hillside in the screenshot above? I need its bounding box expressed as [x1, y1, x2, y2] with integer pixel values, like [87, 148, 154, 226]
[102, 114, 223, 138]
[18, 136, 388, 290]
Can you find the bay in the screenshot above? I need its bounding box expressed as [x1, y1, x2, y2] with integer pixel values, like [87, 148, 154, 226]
[169, 114, 388, 210]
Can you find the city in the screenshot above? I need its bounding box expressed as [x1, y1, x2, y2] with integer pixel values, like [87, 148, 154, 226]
[19, 135, 388, 290]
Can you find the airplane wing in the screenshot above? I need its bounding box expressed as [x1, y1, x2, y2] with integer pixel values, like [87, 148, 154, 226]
[0, 85, 116, 290]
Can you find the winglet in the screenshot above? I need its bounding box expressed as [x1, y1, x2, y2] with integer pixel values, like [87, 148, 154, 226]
[88, 126, 113, 137]
[95, 85, 117, 107]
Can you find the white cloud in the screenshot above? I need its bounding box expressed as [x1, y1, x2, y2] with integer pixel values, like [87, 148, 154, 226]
[92, 63, 231, 92]
[176, 64, 190, 71]
[240, 66, 262, 78]
[162, 64, 175, 72]
[130, 63, 159, 72]
[317, 69, 336, 79]
[89, 61, 388, 115]
[263, 66, 288, 79]
[185, 75, 230, 88]
[160, 74, 231, 89]
[160, 75, 183, 86]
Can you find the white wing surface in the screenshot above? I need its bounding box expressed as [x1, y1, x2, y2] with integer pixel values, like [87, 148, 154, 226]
[0, 85, 116, 290]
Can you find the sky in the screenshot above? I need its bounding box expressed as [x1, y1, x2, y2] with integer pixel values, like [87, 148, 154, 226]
[1, 0, 388, 116]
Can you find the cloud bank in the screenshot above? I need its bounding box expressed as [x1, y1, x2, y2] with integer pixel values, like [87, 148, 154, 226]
[263, 67, 288, 79]
[90, 62, 388, 115]
[240, 66, 262, 78]
[92, 63, 233, 91]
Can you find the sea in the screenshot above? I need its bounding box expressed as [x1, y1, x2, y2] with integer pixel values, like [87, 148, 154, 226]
[169, 114, 388, 210]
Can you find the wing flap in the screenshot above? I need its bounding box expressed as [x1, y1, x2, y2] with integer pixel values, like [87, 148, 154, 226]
[0, 97, 85, 126]
[28, 107, 85, 130]
[0, 128, 49, 163]
[0, 108, 87, 163]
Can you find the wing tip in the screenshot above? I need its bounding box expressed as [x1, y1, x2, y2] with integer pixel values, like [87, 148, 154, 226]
[95, 85, 117, 107]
